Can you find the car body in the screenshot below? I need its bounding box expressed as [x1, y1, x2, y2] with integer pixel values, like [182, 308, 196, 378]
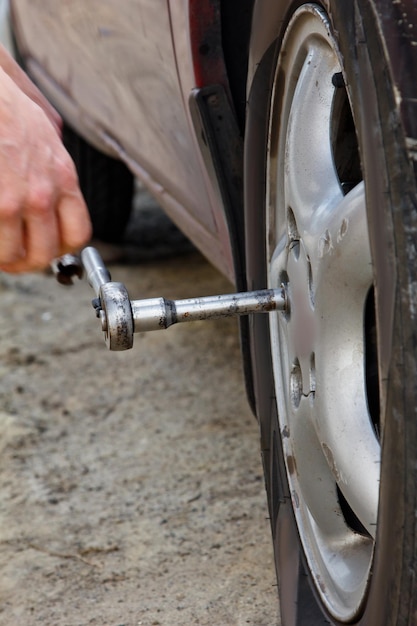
[11, 1, 249, 283]
[9, 2, 417, 625]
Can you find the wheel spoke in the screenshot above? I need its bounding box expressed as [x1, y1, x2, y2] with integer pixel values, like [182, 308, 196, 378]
[305, 182, 370, 284]
[309, 183, 379, 535]
[284, 35, 343, 235]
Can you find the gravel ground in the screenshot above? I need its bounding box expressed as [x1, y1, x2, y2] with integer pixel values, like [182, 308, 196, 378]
[0, 202, 279, 625]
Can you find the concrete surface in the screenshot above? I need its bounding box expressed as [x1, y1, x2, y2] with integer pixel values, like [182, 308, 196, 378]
[0, 203, 279, 625]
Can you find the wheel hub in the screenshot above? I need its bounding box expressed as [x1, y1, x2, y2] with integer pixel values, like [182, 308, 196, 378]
[286, 237, 316, 401]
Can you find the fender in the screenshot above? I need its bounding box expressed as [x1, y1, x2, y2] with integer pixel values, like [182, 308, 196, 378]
[169, 0, 246, 285]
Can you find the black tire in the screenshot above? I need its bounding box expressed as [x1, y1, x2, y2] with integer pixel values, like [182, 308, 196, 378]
[63, 124, 134, 244]
[245, 2, 417, 624]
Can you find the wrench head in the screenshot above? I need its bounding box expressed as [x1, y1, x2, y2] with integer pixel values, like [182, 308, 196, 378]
[51, 254, 84, 286]
[99, 282, 134, 351]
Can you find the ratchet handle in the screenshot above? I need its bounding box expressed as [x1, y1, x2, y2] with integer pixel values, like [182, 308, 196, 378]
[81, 247, 112, 295]
[74, 246, 287, 352]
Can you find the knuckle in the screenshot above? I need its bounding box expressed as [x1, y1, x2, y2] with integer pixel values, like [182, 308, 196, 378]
[26, 182, 54, 217]
[56, 156, 78, 190]
[0, 196, 22, 221]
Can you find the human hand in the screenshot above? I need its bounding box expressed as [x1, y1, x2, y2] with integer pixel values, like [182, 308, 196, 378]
[0, 65, 91, 273]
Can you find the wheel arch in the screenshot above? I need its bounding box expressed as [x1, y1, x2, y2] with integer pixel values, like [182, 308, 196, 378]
[219, 0, 255, 133]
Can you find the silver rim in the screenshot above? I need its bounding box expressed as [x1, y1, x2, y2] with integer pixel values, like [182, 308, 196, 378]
[266, 5, 379, 622]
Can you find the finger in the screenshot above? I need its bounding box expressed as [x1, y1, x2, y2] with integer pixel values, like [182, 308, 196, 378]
[23, 207, 60, 271]
[12, 170, 62, 270]
[2, 192, 92, 273]
[0, 213, 59, 275]
[0, 200, 25, 265]
[56, 190, 92, 254]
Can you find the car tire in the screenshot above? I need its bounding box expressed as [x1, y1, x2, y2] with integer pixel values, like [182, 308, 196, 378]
[63, 124, 134, 244]
[245, 2, 417, 624]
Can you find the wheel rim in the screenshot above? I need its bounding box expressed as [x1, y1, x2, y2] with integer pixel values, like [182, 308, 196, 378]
[266, 5, 379, 622]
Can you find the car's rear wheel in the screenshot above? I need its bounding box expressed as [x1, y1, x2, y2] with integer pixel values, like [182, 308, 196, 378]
[245, 2, 417, 624]
[63, 124, 134, 244]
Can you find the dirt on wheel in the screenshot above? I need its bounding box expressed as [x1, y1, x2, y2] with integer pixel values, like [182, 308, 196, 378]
[0, 221, 279, 625]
